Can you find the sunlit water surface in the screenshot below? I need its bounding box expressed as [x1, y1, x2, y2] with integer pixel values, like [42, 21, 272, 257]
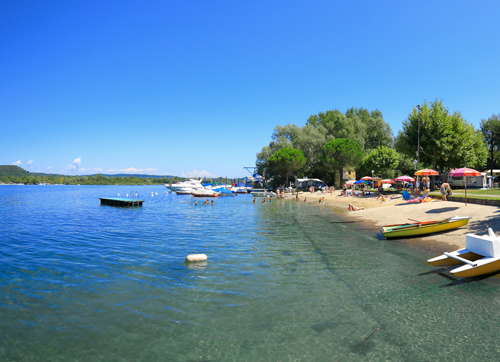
[1, 185, 500, 361]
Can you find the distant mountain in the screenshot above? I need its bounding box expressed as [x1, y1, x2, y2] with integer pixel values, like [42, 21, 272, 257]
[0, 165, 30, 177]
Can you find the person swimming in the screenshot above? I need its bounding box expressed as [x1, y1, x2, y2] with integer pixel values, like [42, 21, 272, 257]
[253, 198, 256, 203]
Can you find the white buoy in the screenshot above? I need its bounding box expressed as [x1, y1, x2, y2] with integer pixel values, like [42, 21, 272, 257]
[185, 254, 208, 263]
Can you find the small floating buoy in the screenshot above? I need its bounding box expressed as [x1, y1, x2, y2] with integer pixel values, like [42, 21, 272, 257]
[118, 193, 120, 196]
[185, 254, 208, 263]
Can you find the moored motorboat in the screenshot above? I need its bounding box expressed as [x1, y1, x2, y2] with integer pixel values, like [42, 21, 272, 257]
[381, 216, 470, 238]
[213, 187, 237, 196]
[427, 228, 500, 277]
[191, 189, 219, 197]
[250, 189, 276, 197]
[166, 179, 204, 191]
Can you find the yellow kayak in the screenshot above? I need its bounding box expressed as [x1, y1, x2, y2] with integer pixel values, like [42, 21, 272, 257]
[381, 216, 470, 238]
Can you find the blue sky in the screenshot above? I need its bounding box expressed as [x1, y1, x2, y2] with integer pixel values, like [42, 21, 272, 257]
[1, 1, 499, 177]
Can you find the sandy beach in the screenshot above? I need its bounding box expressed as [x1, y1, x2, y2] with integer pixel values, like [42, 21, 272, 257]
[298, 190, 500, 255]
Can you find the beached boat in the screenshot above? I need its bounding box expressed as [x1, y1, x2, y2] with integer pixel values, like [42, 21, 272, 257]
[427, 228, 500, 277]
[381, 216, 470, 238]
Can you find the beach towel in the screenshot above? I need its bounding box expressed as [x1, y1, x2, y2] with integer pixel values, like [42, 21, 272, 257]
[402, 190, 410, 201]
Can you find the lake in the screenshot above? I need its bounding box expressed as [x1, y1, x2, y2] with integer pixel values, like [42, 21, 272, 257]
[1, 185, 499, 361]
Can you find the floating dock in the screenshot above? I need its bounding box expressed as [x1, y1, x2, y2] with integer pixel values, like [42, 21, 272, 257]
[99, 197, 144, 207]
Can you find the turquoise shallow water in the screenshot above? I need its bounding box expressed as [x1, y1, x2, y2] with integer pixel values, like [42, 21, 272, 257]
[1, 185, 500, 361]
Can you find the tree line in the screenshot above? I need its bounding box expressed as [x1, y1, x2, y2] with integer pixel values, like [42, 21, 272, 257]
[0, 174, 186, 185]
[257, 99, 495, 187]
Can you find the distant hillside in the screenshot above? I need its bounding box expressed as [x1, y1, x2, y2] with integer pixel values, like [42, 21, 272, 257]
[0, 166, 176, 179]
[0, 165, 30, 177]
[92, 174, 175, 179]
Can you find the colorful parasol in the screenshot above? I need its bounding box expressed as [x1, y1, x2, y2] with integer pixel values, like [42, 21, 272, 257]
[361, 176, 373, 180]
[448, 167, 482, 206]
[382, 179, 395, 184]
[414, 168, 439, 176]
[395, 175, 416, 182]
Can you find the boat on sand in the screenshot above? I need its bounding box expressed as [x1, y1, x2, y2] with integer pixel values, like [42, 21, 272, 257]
[381, 216, 470, 238]
[427, 227, 500, 277]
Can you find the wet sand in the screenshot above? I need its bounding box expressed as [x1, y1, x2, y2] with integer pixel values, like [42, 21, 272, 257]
[295, 190, 500, 255]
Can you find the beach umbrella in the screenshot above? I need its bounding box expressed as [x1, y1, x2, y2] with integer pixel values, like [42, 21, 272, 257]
[448, 167, 481, 206]
[345, 180, 355, 185]
[382, 179, 395, 184]
[414, 168, 439, 176]
[414, 169, 439, 190]
[395, 175, 415, 182]
[361, 176, 373, 180]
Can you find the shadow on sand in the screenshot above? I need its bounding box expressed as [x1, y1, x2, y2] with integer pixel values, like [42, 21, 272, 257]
[425, 207, 460, 214]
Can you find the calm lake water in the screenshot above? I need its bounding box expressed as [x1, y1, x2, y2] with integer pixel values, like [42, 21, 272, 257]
[1, 185, 500, 361]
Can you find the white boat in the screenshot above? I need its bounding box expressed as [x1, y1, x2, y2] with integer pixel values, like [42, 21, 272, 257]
[166, 179, 204, 191]
[174, 186, 207, 195]
[427, 227, 500, 277]
[231, 186, 253, 193]
[250, 189, 276, 197]
[191, 189, 220, 197]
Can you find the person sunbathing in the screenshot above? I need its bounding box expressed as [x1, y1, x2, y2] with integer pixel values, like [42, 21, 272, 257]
[348, 204, 365, 211]
[378, 194, 395, 202]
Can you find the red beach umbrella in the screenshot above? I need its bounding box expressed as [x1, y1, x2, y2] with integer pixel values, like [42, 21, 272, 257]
[382, 179, 395, 184]
[448, 167, 482, 206]
[361, 176, 373, 180]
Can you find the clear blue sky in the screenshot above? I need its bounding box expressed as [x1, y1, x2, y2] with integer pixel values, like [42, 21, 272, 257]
[2, 1, 499, 177]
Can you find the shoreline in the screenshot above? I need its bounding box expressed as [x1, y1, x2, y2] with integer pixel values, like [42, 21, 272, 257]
[294, 190, 500, 256]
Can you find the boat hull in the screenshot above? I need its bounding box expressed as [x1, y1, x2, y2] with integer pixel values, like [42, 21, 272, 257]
[250, 191, 276, 197]
[382, 217, 470, 238]
[452, 258, 500, 277]
[191, 192, 219, 197]
[427, 249, 483, 267]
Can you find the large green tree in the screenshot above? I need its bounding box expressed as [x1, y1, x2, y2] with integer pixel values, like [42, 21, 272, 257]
[319, 138, 363, 186]
[480, 113, 500, 175]
[396, 99, 487, 172]
[268, 147, 306, 186]
[357, 146, 399, 179]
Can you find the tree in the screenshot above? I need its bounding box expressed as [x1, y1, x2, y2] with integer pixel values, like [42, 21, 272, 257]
[480, 113, 500, 175]
[268, 148, 306, 186]
[396, 99, 488, 173]
[357, 146, 399, 179]
[319, 138, 363, 186]
[308, 109, 367, 150]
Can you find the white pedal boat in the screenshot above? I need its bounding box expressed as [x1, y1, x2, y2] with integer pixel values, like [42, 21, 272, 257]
[427, 228, 500, 277]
